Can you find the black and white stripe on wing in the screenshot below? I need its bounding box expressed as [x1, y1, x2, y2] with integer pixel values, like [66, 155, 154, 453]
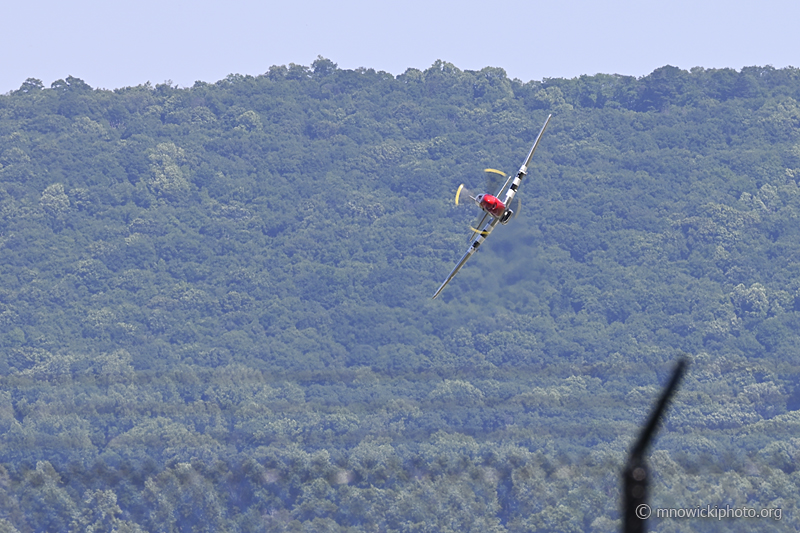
[501, 114, 551, 208]
[431, 217, 499, 299]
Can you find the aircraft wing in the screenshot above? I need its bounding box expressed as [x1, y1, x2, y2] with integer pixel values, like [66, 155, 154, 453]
[500, 114, 551, 207]
[432, 216, 500, 299]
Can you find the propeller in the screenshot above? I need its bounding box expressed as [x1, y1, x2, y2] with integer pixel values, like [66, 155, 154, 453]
[484, 168, 507, 195]
[454, 184, 490, 239]
[455, 184, 481, 207]
[453, 167, 521, 241]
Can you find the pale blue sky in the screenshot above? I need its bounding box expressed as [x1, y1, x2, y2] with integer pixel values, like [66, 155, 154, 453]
[3, 0, 798, 93]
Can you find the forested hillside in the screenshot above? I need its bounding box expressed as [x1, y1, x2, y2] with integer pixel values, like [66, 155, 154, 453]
[0, 59, 799, 532]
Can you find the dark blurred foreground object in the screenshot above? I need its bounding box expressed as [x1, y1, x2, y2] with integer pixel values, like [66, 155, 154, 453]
[622, 357, 688, 533]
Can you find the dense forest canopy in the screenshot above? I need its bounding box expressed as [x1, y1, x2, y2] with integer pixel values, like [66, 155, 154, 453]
[0, 58, 799, 531]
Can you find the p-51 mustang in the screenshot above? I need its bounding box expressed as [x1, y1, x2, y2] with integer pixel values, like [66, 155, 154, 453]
[432, 114, 551, 299]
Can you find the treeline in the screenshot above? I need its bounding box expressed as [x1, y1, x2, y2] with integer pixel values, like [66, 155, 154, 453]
[0, 59, 798, 531]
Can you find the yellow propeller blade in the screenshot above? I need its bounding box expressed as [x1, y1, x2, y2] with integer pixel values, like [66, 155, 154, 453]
[455, 184, 464, 206]
[469, 226, 492, 236]
[484, 168, 506, 177]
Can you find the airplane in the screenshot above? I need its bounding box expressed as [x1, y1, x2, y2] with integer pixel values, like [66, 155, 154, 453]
[431, 114, 551, 299]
